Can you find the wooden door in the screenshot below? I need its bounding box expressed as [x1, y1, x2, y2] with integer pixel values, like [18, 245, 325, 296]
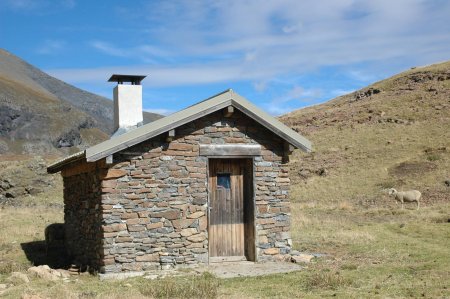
[209, 159, 245, 260]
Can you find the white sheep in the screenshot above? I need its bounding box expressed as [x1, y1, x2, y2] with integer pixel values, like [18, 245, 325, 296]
[388, 188, 421, 210]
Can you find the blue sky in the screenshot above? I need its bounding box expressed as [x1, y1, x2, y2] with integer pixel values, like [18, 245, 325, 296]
[1, 0, 450, 115]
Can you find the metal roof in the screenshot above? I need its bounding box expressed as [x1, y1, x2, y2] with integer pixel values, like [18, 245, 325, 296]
[108, 74, 146, 85]
[47, 150, 85, 173]
[47, 89, 312, 173]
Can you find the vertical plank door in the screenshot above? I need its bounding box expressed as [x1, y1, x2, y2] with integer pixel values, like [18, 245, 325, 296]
[209, 159, 245, 260]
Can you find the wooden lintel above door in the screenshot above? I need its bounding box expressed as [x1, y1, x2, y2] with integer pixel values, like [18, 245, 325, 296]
[199, 144, 261, 156]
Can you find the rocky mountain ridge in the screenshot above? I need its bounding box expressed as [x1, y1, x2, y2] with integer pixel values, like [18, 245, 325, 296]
[0, 49, 162, 156]
[0, 49, 162, 201]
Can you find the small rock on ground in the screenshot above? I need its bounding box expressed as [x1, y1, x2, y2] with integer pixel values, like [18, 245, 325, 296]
[144, 274, 159, 280]
[291, 253, 315, 264]
[27, 265, 70, 281]
[22, 294, 45, 299]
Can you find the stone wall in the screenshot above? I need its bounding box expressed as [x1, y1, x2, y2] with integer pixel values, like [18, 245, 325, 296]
[63, 110, 292, 273]
[63, 162, 103, 271]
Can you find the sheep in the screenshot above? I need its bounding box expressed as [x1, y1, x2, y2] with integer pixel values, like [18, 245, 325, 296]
[388, 188, 421, 210]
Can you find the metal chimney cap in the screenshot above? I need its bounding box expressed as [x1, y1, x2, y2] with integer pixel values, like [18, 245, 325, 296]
[108, 74, 147, 85]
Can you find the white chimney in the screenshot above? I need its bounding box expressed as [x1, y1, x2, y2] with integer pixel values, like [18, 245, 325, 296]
[108, 74, 146, 135]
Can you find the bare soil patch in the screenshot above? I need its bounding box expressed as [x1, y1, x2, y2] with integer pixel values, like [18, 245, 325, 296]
[389, 161, 437, 177]
[199, 261, 302, 279]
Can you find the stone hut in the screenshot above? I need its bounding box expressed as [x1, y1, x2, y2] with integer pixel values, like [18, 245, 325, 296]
[47, 76, 312, 274]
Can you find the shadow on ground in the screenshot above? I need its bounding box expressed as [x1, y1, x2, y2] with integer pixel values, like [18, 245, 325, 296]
[21, 240, 71, 269]
[21, 223, 71, 270]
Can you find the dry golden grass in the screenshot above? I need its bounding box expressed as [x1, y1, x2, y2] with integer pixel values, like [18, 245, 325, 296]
[2, 199, 448, 298]
[0, 205, 63, 272]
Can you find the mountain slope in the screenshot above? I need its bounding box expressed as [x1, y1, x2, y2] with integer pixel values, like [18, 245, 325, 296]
[281, 61, 450, 206]
[0, 49, 163, 200]
[0, 49, 162, 155]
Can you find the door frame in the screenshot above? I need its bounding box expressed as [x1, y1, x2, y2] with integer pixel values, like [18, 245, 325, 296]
[206, 157, 256, 264]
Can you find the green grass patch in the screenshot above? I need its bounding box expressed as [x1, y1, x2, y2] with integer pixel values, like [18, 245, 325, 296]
[138, 272, 219, 299]
[426, 153, 441, 161]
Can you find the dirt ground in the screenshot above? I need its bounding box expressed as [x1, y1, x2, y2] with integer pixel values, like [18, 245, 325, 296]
[99, 261, 303, 280]
[197, 261, 303, 279]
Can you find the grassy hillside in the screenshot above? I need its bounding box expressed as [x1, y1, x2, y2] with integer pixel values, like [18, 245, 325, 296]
[0, 62, 449, 298]
[279, 61, 450, 298]
[281, 61, 450, 206]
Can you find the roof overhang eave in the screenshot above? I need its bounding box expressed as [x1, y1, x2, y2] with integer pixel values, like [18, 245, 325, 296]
[47, 151, 86, 174]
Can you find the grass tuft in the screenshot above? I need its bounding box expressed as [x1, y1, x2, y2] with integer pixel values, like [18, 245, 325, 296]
[138, 272, 220, 299]
[306, 270, 353, 290]
[426, 153, 441, 161]
[0, 260, 30, 275]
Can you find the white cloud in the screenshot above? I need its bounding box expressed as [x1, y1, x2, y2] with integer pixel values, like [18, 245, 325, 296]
[330, 89, 355, 97]
[90, 41, 128, 57]
[347, 70, 377, 83]
[45, 0, 450, 117]
[1, 0, 76, 12]
[37, 40, 66, 54]
[263, 85, 323, 115]
[253, 80, 268, 93]
[53, 1, 450, 88]
[48, 59, 272, 87]
[144, 108, 175, 116]
[62, 0, 75, 9]
[1, 0, 40, 10]
[282, 23, 302, 34]
[264, 104, 295, 116]
[90, 40, 173, 64]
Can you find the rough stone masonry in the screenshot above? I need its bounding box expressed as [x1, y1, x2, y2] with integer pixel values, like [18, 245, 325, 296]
[62, 110, 292, 273]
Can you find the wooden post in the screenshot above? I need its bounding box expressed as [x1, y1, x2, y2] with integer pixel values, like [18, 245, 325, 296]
[106, 155, 113, 165]
[166, 129, 175, 142]
[224, 106, 234, 117]
[284, 142, 294, 154]
[283, 142, 294, 163]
